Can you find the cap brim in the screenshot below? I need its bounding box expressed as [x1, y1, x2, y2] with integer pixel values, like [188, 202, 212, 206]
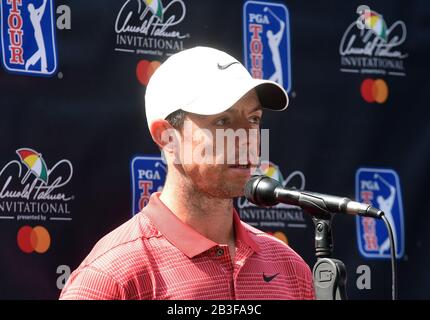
[181, 78, 289, 116]
[253, 79, 289, 111]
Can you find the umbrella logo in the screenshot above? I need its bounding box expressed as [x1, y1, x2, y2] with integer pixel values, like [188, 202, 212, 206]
[363, 10, 388, 41]
[257, 160, 284, 183]
[16, 148, 49, 184]
[143, 0, 164, 21]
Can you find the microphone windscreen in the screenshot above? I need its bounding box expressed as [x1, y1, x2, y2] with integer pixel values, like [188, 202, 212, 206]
[244, 175, 280, 206]
[244, 175, 260, 202]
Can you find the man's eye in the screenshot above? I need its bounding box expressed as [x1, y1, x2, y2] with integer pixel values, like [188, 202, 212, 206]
[215, 118, 228, 126]
[249, 116, 261, 124]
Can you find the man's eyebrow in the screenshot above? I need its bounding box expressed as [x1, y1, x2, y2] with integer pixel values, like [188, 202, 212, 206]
[220, 104, 262, 116]
[249, 105, 263, 113]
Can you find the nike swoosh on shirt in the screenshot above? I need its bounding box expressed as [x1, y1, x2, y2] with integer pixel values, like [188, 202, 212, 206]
[263, 272, 280, 283]
[217, 61, 239, 70]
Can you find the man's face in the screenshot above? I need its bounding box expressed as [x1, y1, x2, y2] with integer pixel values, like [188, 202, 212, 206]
[175, 89, 262, 198]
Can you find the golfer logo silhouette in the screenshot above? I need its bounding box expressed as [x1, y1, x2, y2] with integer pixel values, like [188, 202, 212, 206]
[264, 6, 285, 86]
[25, 0, 48, 73]
[374, 174, 398, 255]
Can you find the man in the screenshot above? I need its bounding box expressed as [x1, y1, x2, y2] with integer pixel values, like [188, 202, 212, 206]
[60, 46, 315, 300]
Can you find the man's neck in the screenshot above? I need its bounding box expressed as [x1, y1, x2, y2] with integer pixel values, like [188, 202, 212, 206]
[159, 176, 235, 246]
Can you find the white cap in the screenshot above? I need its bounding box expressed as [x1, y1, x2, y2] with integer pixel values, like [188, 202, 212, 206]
[145, 46, 289, 128]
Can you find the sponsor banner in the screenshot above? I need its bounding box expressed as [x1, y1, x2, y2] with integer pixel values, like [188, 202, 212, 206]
[340, 7, 408, 77]
[130, 155, 167, 215]
[114, 0, 191, 57]
[1, 0, 58, 76]
[0, 148, 74, 254]
[237, 161, 307, 233]
[0, 148, 74, 222]
[356, 168, 405, 259]
[243, 0, 292, 92]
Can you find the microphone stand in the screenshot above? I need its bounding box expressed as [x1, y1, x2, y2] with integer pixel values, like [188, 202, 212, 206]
[311, 212, 347, 300]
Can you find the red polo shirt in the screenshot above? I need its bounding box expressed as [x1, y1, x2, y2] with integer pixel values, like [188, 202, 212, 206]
[60, 192, 315, 300]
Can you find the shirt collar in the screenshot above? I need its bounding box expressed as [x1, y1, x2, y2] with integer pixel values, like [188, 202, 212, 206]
[144, 192, 260, 258]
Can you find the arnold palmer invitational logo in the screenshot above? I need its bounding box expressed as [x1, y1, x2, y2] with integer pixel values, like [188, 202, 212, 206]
[339, 7, 408, 77]
[236, 161, 307, 229]
[0, 148, 74, 222]
[114, 0, 190, 56]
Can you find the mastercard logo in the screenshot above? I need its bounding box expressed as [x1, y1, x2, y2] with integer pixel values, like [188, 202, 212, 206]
[17, 225, 51, 254]
[360, 78, 389, 103]
[136, 60, 161, 86]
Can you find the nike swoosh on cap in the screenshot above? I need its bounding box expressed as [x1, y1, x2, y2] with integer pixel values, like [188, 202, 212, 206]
[217, 61, 239, 70]
[263, 272, 280, 283]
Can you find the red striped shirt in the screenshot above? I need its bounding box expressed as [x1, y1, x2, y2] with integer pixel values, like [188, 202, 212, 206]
[60, 192, 315, 300]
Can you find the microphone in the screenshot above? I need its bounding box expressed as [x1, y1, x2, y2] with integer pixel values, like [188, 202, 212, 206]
[244, 175, 383, 218]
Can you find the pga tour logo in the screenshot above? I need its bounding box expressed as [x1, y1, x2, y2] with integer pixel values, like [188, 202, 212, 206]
[243, 1, 291, 92]
[1, 0, 57, 76]
[130, 155, 167, 216]
[356, 168, 405, 259]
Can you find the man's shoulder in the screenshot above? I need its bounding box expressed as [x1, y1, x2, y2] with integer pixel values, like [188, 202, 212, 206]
[78, 211, 159, 271]
[60, 210, 162, 299]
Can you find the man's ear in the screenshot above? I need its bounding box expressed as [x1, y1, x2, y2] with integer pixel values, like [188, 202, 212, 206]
[149, 119, 179, 153]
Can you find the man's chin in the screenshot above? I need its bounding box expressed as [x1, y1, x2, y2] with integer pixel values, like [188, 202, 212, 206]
[224, 182, 248, 198]
[204, 183, 246, 199]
